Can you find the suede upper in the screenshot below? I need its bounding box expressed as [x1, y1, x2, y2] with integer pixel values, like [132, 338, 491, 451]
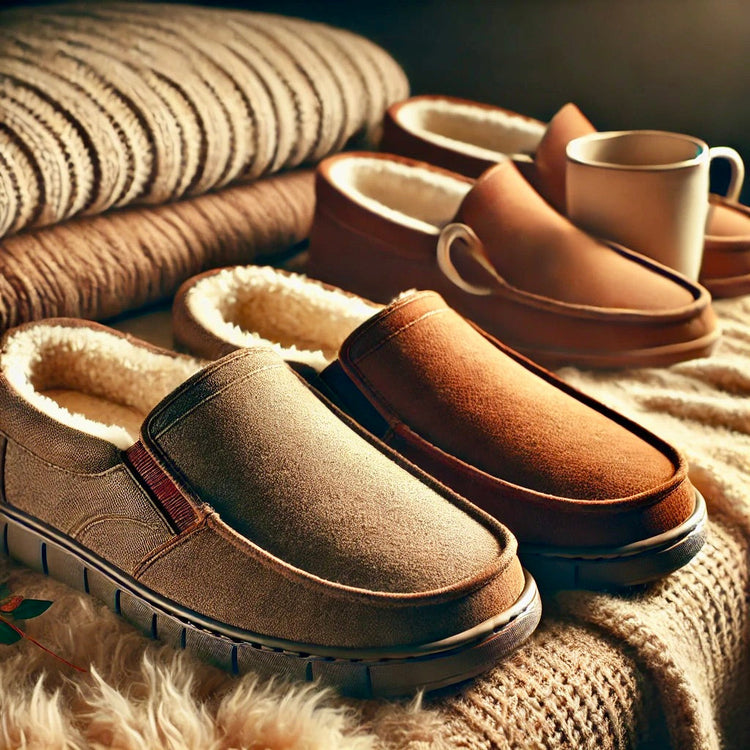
[140, 347, 507, 593]
[701, 196, 750, 295]
[0, 319, 525, 649]
[327, 292, 695, 546]
[455, 160, 695, 312]
[173, 269, 698, 550]
[385, 95, 750, 300]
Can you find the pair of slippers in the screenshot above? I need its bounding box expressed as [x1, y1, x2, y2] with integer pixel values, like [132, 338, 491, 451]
[298, 97, 750, 370]
[0, 265, 706, 697]
[382, 95, 750, 299]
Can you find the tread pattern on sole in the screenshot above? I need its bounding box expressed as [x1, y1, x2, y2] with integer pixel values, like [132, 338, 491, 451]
[0, 510, 541, 697]
[521, 495, 708, 591]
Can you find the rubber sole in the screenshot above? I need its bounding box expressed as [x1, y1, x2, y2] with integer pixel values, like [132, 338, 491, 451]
[520, 330, 721, 370]
[519, 490, 708, 590]
[701, 272, 750, 299]
[0, 504, 542, 697]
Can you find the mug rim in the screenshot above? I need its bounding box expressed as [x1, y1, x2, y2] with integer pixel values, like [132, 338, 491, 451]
[566, 130, 709, 171]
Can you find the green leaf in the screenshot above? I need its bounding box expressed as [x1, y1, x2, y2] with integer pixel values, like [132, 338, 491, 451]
[0, 619, 21, 645]
[10, 599, 52, 620]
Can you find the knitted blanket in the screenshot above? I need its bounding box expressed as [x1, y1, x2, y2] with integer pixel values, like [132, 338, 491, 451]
[0, 3, 408, 330]
[0, 294, 747, 750]
[0, 2, 407, 238]
[0, 170, 314, 331]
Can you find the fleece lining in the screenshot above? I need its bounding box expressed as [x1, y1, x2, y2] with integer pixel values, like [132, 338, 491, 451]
[394, 98, 546, 162]
[185, 266, 382, 370]
[1, 325, 202, 449]
[327, 156, 471, 234]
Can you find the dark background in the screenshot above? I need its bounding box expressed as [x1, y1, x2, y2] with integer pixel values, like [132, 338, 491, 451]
[6, 0, 750, 201]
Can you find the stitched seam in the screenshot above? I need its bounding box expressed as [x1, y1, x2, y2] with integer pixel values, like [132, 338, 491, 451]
[151, 362, 284, 439]
[0, 432, 129, 477]
[207, 515, 500, 606]
[71, 514, 168, 541]
[133, 519, 208, 578]
[350, 308, 448, 363]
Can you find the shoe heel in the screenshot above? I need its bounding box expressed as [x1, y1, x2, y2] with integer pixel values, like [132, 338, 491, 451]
[307, 206, 436, 303]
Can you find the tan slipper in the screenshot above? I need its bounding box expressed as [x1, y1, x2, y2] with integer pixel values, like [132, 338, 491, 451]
[0, 317, 540, 697]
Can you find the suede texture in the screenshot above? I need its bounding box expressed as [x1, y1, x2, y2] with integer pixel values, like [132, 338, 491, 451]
[701, 195, 750, 295]
[3, 441, 173, 573]
[0, 319, 526, 650]
[387, 96, 750, 301]
[171, 267, 697, 550]
[136, 514, 526, 649]
[140, 347, 510, 594]
[331, 292, 696, 547]
[307, 151, 718, 368]
[456, 160, 695, 311]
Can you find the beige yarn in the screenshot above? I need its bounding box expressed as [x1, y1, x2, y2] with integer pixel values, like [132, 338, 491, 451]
[0, 2, 409, 237]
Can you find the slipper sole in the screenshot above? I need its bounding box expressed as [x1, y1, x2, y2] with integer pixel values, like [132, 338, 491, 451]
[519, 490, 708, 590]
[519, 330, 721, 370]
[700, 272, 750, 299]
[0, 503, 541, 697]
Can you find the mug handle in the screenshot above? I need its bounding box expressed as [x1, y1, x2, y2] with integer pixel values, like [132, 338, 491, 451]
[708, 146, 745, 202]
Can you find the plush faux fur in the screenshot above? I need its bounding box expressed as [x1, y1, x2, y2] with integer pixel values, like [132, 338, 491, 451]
[327, 156, 471, 234]
[394, 97, 546, 161]
[0, 556, 449, 750]
[1, 324, 202, 449]
[185, 267, 381, 370]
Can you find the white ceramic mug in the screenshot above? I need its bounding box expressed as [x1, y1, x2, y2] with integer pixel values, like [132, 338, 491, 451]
[566, 130, 745, 280]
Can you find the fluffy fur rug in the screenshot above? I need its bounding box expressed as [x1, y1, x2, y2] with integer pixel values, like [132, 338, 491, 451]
[0, 292, 748, 749]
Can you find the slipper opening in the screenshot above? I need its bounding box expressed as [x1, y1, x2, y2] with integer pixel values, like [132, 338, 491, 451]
[185, 266, 381, 371]
[394, 98, 545, 162]
[1, 324, 202, 448]
[328, 155, 472, 233]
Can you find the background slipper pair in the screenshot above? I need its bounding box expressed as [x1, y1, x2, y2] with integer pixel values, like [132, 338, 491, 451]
[383, 95, 750, 298]
[304, 146, 718, 369]
[175, 265, 707, 591]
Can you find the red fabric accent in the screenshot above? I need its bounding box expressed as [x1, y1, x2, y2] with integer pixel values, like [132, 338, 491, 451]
[125, 441, 198, 532]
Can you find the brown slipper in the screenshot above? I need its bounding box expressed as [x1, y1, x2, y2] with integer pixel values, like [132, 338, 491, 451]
[383, 94, 750, 300]
[305, 151, 718, 369]
[0, 318, 540, 697]
[174, 267, 708, 590]
[701, 195, 750, 297]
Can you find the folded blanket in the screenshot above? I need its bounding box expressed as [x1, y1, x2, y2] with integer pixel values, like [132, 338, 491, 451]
[0, 2, 409, 329]
[0, 170, 314, 331]
[0, 2, 408, 238]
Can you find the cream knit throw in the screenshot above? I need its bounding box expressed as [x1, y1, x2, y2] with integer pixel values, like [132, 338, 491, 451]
[0, 295, 747, 749]
[0, 2, 408, 238]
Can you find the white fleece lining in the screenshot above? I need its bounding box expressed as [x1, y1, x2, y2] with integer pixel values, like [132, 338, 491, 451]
[1, 325, 203, 449]
[327, 157, 471, 234]
[395, 98, 546, 162]
[186, 266, 381, 371]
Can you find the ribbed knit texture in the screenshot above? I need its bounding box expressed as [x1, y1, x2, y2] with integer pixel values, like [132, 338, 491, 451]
[434, 293, 750, 750]
[0, 2, 408, 238]
[0, 1, 409, 329]
[0, 170, 314, 330]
